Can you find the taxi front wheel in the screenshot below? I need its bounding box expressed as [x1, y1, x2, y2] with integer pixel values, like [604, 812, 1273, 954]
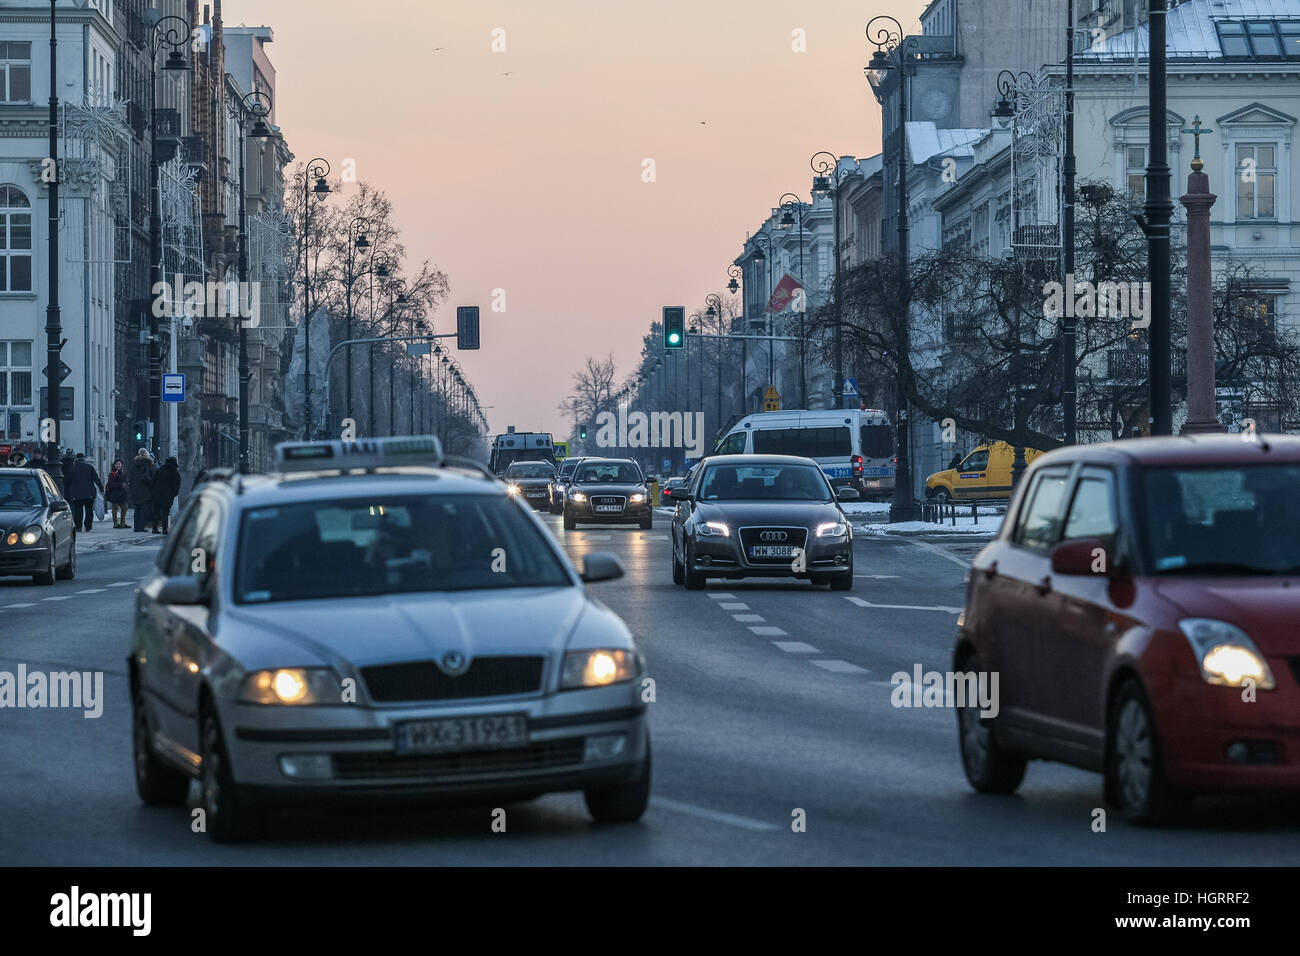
[585, 738, 651, 824]
[132, 685, 190, 806]
[201, 708, 263, 842]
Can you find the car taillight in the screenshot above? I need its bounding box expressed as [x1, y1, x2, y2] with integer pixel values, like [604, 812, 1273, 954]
[851, 455, 863, 474]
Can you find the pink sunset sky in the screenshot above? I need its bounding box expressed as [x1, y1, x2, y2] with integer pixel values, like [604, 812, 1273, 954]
[226, 0, 926, 437]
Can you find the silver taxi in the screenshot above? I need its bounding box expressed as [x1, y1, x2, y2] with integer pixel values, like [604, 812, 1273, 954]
[128, 436, 650, 842]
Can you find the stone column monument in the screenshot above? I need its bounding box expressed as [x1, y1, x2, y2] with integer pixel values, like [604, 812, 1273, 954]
[1179, 116, 1225, 434]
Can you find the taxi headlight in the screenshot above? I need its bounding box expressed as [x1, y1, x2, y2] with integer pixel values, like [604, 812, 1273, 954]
[240, 668, 347, 705]
[1178, 619, 1275, 690]
[560, 649, 637, 690]
[21, 525, 42, 545]
[816, 521, 848, 537]
[697, 520, 729, 537]
[629, 493, 646, 504]
[570, 491, 587, 503]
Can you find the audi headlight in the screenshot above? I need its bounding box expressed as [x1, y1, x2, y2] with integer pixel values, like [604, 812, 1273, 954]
[240, 668, 347, 705]
[629, 493, 646, 504]
[506, 483, 520, 495]
[816, 521, 848, 538]
[698, 520, 730, 537]
[570, 490, 587, 503]
[560, 649, 638, 689]
[20, 525, 42, 546]
[1178, 619, 1275, 690]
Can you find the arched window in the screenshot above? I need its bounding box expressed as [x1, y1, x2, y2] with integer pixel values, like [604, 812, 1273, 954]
[0, 185, 32, 292]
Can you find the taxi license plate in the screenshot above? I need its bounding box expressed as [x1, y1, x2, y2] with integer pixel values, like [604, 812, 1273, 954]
[750, 545, 798, 558]
[595, 504, 622, 513]
[394, 714, 528, 754]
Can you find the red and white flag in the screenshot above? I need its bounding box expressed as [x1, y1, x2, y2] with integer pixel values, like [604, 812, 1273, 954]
[765, 273, 803, 313]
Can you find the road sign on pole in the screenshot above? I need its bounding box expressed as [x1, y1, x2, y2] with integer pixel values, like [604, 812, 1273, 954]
[763, 385, 780, 412]
[162, 373, 186, 403]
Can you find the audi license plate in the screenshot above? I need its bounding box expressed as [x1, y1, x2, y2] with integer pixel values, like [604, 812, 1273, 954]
[750, 545, 799, 558]
[394, 714, 528, 754]
[526, 491, 545, 498]
[595, 504, 622, 513]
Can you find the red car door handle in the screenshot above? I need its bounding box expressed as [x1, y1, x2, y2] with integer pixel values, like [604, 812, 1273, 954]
[1035, 575, 1052, 595]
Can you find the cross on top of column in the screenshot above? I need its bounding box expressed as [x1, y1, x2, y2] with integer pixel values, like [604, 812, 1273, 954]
[1180, 115, 1214, 172]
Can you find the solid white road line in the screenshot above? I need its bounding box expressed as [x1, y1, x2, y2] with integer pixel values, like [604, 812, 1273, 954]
[811, 659, 869, 674]
[747, 626, 788, 637]
[844, 596, 962, 614]
[772, 641, 820, 654]
[650, 796, 782, 832]
[2, 603, 37, 609]
[731, 614, 765, 623]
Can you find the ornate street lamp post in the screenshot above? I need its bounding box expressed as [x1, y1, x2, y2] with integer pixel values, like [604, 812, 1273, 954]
[811, 151, 856, 409]
[234, 90, 273, 473]
[778, 192, 807, 407]
[300, 158, 330, 438]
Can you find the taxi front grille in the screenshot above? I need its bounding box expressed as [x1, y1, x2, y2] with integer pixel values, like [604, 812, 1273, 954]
[361, 656, 544, 702]
[332, 738, 585, 780]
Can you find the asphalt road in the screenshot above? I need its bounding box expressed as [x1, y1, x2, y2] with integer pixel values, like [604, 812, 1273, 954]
[3, 514, 1300, 865]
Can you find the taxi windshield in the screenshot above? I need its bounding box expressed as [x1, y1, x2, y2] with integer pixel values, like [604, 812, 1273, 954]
[234, 493, 571, 604]
[505, 462, 555, 479]
[1141, 463, 1300, 575]
[699, 464, 831, 502]
[575, 462, 640, 484]
[0, 476, 42, 509]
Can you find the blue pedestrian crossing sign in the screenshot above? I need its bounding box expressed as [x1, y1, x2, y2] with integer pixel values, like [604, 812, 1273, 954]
[843, 377, 858, 397]
[162, 373, 186, 403]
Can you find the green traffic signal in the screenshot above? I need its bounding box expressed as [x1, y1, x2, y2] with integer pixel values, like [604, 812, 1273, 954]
[663, 306, 685, 350]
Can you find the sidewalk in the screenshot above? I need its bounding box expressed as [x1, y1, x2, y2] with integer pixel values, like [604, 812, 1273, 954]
[75, 528, 167, 554]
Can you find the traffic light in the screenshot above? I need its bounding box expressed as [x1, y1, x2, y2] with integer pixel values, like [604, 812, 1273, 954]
[663, 306, 685, 349]
[579, 424, 588, 441]
[456, 306, 480, 350]
[131, 420, 147, 445]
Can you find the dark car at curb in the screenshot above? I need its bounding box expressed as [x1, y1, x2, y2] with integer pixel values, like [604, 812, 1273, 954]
[0, 467, 77, 585]
[670, 454, 856, 590]
[504, 460, 557, 510]
[954, 435, 1300, 826]
[563, 458, 652, 530]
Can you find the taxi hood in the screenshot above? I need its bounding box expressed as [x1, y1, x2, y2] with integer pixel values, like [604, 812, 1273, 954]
[223, 585, 614, 672]
[1152, 578, 1300, 655]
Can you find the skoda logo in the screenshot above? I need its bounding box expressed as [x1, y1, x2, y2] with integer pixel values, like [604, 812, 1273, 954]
[759, 531, 788, 542]
[440, 651, 469, 675]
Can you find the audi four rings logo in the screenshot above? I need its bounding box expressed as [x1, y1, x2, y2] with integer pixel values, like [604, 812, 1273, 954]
[759, 531, 789, 542]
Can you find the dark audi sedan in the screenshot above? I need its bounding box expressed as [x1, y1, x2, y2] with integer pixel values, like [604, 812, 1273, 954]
[0, 468, 77, 585]
[563, 458, 652, 530]
[670, 455, 855, 590]
[504, 460, 557, 510]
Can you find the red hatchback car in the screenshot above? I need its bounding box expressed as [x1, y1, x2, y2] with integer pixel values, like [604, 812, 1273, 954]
[955, 435, 1300, 824]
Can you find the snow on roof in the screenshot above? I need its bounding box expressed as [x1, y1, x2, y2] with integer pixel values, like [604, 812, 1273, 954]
[905, 123, 985, 164]
[1080, 0, 1300, 61]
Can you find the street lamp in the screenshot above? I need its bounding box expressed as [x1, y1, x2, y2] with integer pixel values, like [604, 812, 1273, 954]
[42, 0, 64, 488]
[301, 158, 330, 438]
[1142, 0, 1174, 435]
[750, 234, 778, 399]
[811, 151, 855, 409]
[343, 214, 373, 426]
[865, 15, 921, 522]
[778, 193, 807, 407]
[146, 14, 191, 459]
[234, 89, 273, 474]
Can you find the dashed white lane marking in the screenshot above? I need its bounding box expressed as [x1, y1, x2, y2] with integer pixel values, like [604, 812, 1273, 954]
[718, 602, 749, 610]
[639, 535, 669, 541]
[854, 574, 900, 579]
[773, 641, 820, 654]
[811, 659, 869, 674]
[732, 614, 765, 623]
[650, 797, 781, 832]
[844, 596, 962, 614]
[106, 582, 135, 588]
[748, 626, 788, 637]
[2, 603, 36, 608]
[41, 596, 73, 602]
[707, 593, 737, 600]
[575, 535, 611, 541]
[903, 537, 974, 568]
[76, 588, 107, 594]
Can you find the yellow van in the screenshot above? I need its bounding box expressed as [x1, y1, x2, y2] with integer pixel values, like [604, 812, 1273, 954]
[925, 441, 1044, 501]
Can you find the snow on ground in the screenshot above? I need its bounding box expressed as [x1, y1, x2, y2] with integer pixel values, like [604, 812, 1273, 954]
[854, 513, 1004, 537]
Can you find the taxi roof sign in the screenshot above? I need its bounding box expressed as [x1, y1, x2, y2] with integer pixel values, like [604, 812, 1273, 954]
[274, 435, 444, 473]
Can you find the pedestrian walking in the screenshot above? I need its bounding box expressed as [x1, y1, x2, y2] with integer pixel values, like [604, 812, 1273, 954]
[65, 452, 104, 532]
[151, 456, 181, 534]
[128, 449, 155, 532]
[105, 459, 129, 528]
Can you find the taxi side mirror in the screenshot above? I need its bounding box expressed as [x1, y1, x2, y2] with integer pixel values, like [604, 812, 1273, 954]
[157, 574, 209, 606]
[1050, 538, 1113, 577]
[581, 552, 624, 583]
